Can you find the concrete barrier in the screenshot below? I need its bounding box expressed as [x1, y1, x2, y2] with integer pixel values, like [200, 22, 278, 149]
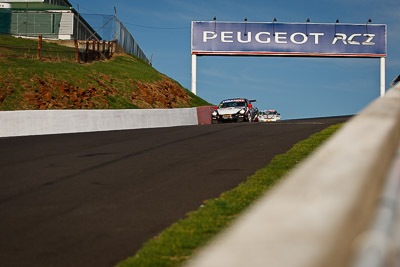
[186, 84, 400, 267]
[196, 106, 216, 124]
[0, 108, 200, 137]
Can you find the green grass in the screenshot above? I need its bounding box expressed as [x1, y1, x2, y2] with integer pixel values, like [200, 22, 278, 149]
[0, 34, 76, 59]
[116, 123, 343, 267]
[0, 35, 211, 110]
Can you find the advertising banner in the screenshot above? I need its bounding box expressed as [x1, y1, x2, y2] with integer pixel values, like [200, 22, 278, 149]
[191, 21, 386, 57]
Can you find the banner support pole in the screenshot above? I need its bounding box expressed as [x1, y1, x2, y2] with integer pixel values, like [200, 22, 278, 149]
[191, 54, 197, 95]
[380, 57, 386, 97]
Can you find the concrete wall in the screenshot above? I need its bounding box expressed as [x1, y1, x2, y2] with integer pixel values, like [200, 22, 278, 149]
[0, 108, 201, 137]
[196, 106, 216, 125]
[186, 83, 400, 267]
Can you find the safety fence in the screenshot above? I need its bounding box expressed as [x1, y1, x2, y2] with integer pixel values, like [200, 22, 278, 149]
[114, 19, 150, 64]
[0, 33, 116, 63]
[80, 13, 151, 64]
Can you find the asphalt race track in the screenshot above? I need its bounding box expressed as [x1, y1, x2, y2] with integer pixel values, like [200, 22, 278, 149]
[0, 116, 349, 267]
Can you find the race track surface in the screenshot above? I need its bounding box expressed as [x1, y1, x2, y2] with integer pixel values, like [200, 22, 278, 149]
[0, 116, 349, 267]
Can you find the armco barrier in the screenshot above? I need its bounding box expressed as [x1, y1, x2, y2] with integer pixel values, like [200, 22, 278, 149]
[186, 84, 400, 267]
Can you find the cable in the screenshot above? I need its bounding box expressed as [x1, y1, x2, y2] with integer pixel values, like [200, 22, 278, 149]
[70, 1, 190, 30]
[68, 0, 97, 14]
[121, 22, 190, 30]
[80, 12, 113, 18]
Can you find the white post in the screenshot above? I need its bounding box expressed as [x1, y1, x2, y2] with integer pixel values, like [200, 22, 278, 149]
[380, 57, 386, 97]
[191, 54, 197, 95]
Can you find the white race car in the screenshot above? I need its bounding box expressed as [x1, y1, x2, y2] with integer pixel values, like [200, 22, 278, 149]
[257, 110, 281, 122]
[211, 98, 258, 123]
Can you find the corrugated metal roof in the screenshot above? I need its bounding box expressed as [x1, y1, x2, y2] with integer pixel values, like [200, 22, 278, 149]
[10, 3, 71, 11]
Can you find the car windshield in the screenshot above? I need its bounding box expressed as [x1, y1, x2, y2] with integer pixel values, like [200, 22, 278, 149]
[219, 101, 246, 108]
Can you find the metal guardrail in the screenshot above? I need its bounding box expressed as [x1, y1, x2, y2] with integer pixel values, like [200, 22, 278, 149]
[186, 83, 400, 267]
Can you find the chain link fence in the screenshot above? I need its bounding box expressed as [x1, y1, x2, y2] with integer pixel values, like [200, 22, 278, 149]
[80, 13, 150, 64]
[115, 19, 149, 64]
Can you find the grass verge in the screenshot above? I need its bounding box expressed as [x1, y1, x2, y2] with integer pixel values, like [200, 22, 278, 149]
[116, 123, 343, 267]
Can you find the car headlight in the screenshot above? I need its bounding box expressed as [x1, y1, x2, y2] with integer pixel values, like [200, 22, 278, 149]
[212, 111, 218, 116]
[239, 109, 245, 115]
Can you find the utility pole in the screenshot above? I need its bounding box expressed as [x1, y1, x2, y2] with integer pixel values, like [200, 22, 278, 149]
[77, 4, 80, 40]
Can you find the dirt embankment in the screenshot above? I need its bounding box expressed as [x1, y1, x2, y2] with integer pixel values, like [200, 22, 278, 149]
[0, 73, 193, 110]
[133, 79, 191, 108]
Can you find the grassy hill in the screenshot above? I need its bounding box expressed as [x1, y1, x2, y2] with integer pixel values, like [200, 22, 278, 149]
[0, 35, 211, 110]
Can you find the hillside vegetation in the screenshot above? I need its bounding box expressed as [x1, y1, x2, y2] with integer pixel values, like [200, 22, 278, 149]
[0, 35, 211, 110]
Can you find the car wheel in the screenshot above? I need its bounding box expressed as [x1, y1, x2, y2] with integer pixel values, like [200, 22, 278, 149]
[237, 117, 244, 123]
[212, 119, 219, 124]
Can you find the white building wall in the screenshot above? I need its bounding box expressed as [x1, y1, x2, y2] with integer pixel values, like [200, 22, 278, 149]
[58, 12, 73, 39]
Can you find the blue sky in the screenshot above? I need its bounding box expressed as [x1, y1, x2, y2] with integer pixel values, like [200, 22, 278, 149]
[70, 0, 399, 119]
